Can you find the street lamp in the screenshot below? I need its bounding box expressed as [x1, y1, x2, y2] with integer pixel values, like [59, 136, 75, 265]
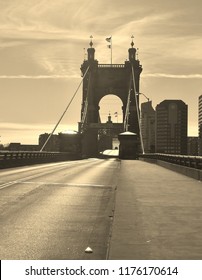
[139, 92, 150, 102]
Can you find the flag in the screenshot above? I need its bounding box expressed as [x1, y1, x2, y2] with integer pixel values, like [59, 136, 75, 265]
[106, 37, 111, 43]
[106, 36, 112, 64]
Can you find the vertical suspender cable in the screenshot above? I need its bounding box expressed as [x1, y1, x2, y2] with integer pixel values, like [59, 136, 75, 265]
[131, 65, 145, 154]
[40, 66, 90, 152]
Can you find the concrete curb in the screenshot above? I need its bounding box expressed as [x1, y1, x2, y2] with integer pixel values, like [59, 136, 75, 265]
[140, 158, 202, 181]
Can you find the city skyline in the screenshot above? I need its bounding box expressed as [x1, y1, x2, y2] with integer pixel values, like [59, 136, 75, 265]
[0, 0, 202, 144]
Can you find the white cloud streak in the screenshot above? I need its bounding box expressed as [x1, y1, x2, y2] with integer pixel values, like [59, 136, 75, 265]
[143, 73, 202, 79]
[0, 73, 201, 80]
[0, 74, 80, 79]
[0, 122, 75, 131]
[0, 0, 201, 142]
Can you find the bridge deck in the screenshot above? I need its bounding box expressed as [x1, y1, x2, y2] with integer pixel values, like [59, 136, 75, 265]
[109, 160, 202, 260]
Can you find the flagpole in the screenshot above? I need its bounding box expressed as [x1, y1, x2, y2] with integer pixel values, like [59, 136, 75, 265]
[106, 36, 112, 65]
[111, 35, 112, 65]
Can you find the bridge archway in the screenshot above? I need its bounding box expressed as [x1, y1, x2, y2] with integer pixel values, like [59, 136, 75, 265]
[99, 94, 123, 123]
[79, 39, 142, 157]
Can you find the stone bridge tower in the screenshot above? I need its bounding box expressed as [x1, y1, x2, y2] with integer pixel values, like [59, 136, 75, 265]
[79, 38, 142, 157]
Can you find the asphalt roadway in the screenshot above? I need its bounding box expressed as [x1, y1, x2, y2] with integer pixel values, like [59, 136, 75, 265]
[0, 159, 119, 260]
[1, 158, 202, 260]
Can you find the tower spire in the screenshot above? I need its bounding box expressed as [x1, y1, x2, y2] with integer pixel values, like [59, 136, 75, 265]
[87, 35, 95, 61]
[89, 35, 93, 48]
[131, 35, 134, 48]
[128, 35, 136, 61]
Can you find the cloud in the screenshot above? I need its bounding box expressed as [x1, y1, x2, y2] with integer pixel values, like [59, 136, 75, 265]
[0, 36, 84, 77]
[0, 74, 80, 79]
[143, 73, 202, 79]
[0, 0, 201, 141]
[0, 0, 94, 40]
[0, 122, 74, 131]
[0, 122, 46, 131]
[1, 72, 201, 80]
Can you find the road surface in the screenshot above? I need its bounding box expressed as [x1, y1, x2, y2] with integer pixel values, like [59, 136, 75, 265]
[0, 158, 120, 260]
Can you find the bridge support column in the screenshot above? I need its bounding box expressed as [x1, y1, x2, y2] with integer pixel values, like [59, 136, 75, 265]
[81, 129, 98, 158]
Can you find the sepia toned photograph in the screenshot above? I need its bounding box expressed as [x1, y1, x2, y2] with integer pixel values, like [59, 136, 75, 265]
[0, 0, 202, 263]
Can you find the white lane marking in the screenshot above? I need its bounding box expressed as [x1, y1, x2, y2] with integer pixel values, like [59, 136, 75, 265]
[0, 181, 19, 189]
[0, 158, 96, 176]
[0, 164, 76, 190]
[12, 181, 112, 188]
[0, 158, 114, 190]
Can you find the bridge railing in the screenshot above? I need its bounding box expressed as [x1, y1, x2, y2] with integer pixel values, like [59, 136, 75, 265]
[140, 153, 202, 170]
[0, 151, 81, 169]
[98, 64, 125, 68]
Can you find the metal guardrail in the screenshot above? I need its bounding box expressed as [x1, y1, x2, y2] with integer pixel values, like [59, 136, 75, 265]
[0, 151, 81, 169]
[140, 153, 202, 170]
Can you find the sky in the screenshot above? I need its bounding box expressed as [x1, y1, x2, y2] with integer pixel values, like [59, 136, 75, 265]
[0, 0, 202, 145]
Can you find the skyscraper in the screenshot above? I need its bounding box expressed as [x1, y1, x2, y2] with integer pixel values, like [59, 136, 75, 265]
[156, 100, 188, 155]
[141, 101, 155, 153]
[187, 137, 198, 156]
[198, 95, 202, 155]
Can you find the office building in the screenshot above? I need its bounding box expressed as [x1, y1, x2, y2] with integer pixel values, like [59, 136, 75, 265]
[4, 143, 39, 151]
[198, 95, 202, 155]
[187, 137, 198, 156]
[141, 101, 155, 153]
[156, 100, 188, 154]
[39, 133, 60, 151]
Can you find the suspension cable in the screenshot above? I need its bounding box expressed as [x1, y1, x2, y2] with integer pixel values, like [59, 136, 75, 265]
[81, 72, 91, 128]
[81, 100, 88, 124]
[131, 65, 145, 154]
[123, 79, 132, 131]
[40, 66, 90, 152]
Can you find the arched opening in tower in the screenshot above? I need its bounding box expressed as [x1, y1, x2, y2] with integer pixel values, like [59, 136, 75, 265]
[99, 94, 123, 123]
[98, 94, 123, 151]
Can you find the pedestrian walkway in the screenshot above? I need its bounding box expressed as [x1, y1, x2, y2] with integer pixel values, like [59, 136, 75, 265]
[108, 160, 202, 260]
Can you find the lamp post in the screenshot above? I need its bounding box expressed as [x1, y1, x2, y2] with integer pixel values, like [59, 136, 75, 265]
[139, 92, 150, 102]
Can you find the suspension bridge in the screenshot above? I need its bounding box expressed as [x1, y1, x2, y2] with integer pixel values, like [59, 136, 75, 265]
[0, 38, 202, 260]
